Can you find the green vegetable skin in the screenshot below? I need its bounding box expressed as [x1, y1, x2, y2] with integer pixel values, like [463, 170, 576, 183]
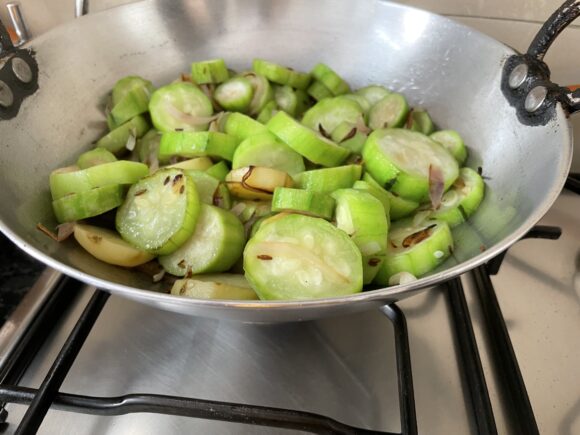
[244, 214, 363, 300]
[48, 58, 487, 301]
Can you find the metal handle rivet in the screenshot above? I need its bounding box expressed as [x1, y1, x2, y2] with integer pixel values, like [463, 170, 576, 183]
[11, 57, 33, 83]
[509, 63, 529, 89]
[525, 86, 548, 112]
[0, 80, 14, 108]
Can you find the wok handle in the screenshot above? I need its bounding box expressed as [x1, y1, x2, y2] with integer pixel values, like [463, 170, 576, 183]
[501, 0, 580, 125]
[75, 0, 89, 18]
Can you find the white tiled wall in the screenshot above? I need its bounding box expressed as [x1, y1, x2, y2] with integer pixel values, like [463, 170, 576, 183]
[2, 0, 579, 170]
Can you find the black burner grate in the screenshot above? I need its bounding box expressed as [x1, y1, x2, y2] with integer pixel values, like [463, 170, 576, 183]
[0, 222, 566, 434]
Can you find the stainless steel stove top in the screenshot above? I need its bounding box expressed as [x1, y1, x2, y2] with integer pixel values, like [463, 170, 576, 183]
[2, 189, 577, 434]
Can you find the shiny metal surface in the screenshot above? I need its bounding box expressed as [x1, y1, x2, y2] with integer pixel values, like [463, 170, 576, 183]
[5, 191, 578, 434]
[508, 63, 528, 89]
[10, 57, 32, 83]
[5, 2, 29, 46]
[0, 0, 573, 322]
[525, 85, 548, 112]
[0, 268, 61, 370]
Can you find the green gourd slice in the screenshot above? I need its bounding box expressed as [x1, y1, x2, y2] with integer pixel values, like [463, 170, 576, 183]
[116, 168, 200, 255]
[430, 130, 468, 164]
[272, 187, 335, 220]
[310, 63, 350, 96]
[108, 76, 154, 127]
[136, 129, 163, 166]
[295, 165, 362, 194]
[266, 111, 349, 167]
[355, 85, 391, 107]
[149, 82, 213, 132]
[252, 59, 312, 90]
[158, 131, 238, 162]
[171, 276, 258, 300]
[361, 173, 419, 220]
[52, 185, 124, 223]
[352, 180, 390, 219]
[307, 81, 333, 101]
[213, 183, 232, 210]
[190, 59, 229, 84]
[214, 76, 254, 113]
[223, 112, 268, 141]
[205, 161, 230, 181]
[239, 72, 274, 115]
[330, 122, 367, 154]
[50, 161, 149, 200]
[302, 96, 364, 134]
[331, 188, 389, 284]
[430, 167, 485, 227]
[256, 100, 278, 124]
[362, 128, 459, 202]
[159, 204, 245, 276]
[342, 94, 372, 114]
[368, 93, 410, 130]
[243, 214, 363, 300]
[96, 115, 150, 155]
[232, 132, 305, 175]
[374, 220, 453, 285]
[406, 109, 434, 135]
[76, 148, 117, 169]
[184, 170, 220, 205]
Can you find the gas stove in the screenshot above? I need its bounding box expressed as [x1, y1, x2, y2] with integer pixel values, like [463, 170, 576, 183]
[0, 3, 579, 434]
[0, 181, 576, 434]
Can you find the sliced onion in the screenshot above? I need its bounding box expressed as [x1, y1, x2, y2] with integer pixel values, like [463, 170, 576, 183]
[428, 164, 445, 210]
[388, 272, 417, 286]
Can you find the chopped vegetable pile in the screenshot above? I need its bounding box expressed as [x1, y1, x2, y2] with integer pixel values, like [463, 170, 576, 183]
[46, 58, 485, 301]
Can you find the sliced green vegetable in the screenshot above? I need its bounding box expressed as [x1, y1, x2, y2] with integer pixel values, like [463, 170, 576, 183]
[342, 94, 371, 115]
[266, 111, 349, 167]
[406, 109, 434, 135]
[191, 59, 229, 84]
[355, 85, 391, 107]
[185, 170, 220, 205]
[430, 167, 485, 227]
[256, 100, 278, 124]
[307, 81, 333, 101]
[272, 187, 335, 220]
[361, 173, 419, 220]
[205, 160, 230, 181]
[374, 220, 453, 285]
[239, 72, 274, 115]
[136, 129, 163, 166]
[108, 76, 154, 127]
[430, 130, 467, 164]
[352, 180, 390, 219]
[116, 168, 200, 255]
[302, 96, 364, 135]
[368, 93, 410, 130]
[362, 128, 459, 202]
[295, 164, 362, 194]
[76, 148, 117, 169]
[50, 161, 149, 200]
[310, 63, 350, 96]
[331, 122, 367, 154]
[252, 59, 311, 90]
[244, 214, 363, 300]
[53, 185, 124, 223]
[159, 204, 245, 276]
[96, 115, 150, 155]
[231, 200, 272, 223]
[158, 131, 238, 162]
[214, 76, 254, 113]
[331, 188, 389, 284]
[149, 82, 213, 132]
[232, 132, 305, 175]
[170, 274, 258, 300]
[213, 182, 232, 209]
[223, 112, 268, 141]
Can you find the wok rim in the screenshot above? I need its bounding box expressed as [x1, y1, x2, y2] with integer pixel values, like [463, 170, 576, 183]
[0, 0, 574, 313]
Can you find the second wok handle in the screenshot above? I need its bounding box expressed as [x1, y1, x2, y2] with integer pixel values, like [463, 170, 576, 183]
[75, 0, 89, 18]
[527, 0, 580, 61]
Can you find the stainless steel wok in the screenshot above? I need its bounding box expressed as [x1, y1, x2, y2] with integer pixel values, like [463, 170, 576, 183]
[0, 0, 577, 322]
